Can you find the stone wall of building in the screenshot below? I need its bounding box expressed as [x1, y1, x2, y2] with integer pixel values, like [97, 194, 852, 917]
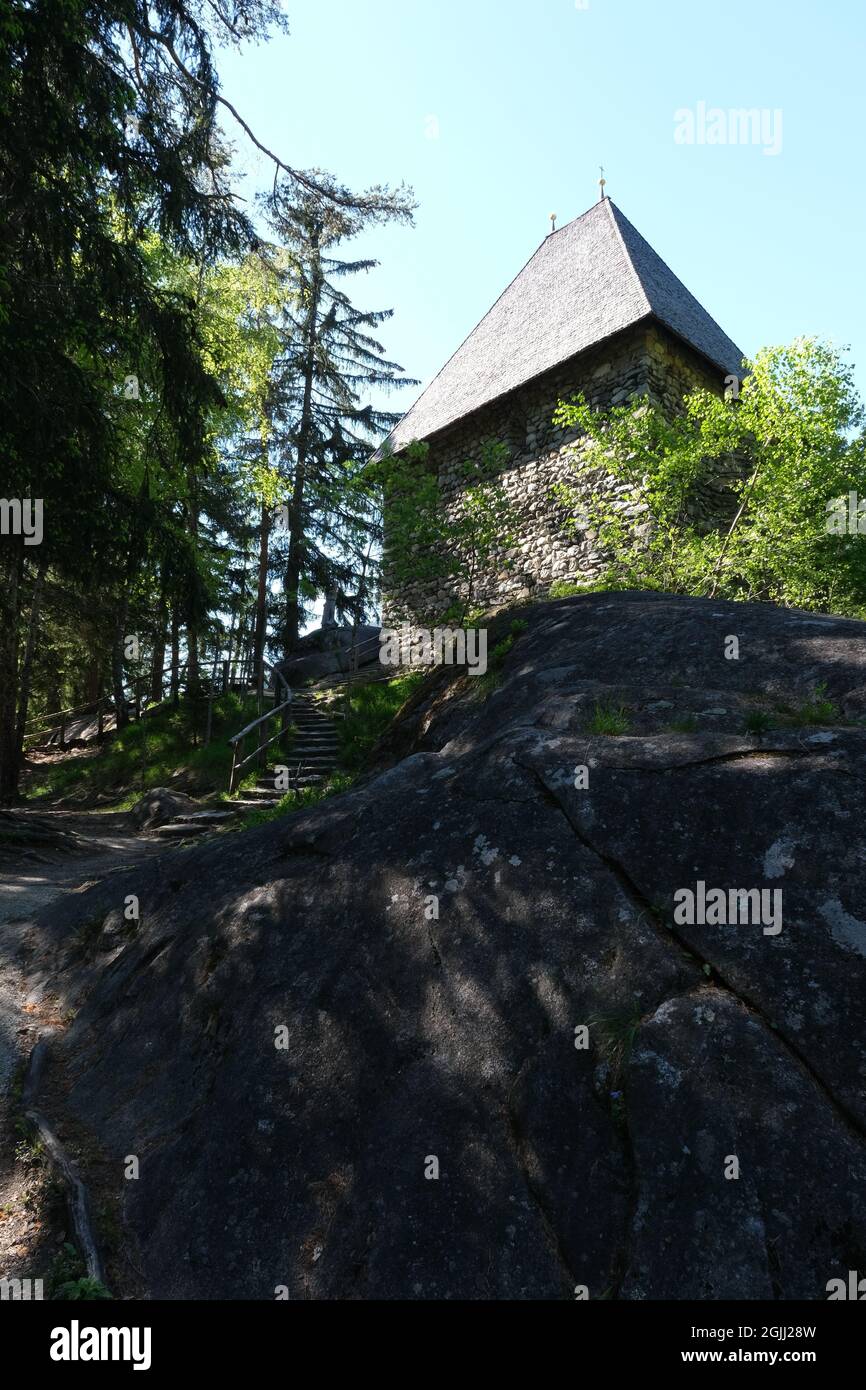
[382, 321, 740, 626]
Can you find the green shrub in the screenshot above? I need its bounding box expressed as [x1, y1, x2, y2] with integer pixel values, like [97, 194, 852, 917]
[54, 1277, 114, 1300]
[336, 673, 426, 774]
[782, 683, 838, 727]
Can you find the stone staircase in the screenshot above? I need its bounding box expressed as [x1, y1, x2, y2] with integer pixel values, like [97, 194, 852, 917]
[147, 693, 343, 838]
[221, 693, 343, 817]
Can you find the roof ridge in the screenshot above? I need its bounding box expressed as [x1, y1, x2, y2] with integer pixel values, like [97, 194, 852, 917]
[374, 222, 569, 458]
[608, 202, 744, 377]
[604, 199, 652, 316]
[375, 200, 744, 456]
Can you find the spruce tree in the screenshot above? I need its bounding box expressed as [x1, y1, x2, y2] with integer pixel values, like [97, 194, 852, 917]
[262, 187, 418, 652]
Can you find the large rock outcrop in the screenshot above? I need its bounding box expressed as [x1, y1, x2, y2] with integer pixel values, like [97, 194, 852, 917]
[42, 593, 866, 1299]
[277, 624, 382, 687]
[129, 787, 197, 831]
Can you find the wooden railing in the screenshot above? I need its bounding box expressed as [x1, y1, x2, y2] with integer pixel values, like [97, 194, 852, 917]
[227, 661, 292, 794]
[24, 698, 106, 747]
[24, 660, 190, 748]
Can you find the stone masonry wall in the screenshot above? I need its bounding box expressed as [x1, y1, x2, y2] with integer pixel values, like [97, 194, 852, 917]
[382, 321, 740, 626]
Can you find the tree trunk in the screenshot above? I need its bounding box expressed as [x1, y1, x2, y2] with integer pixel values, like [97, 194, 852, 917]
[14, 556, 47, 755]
[253, 497, 270, 701]
[0, 547, 23, 802]
[151, 579, 168, 705]
[284, 226, 323, 656]
[112, 595, 130, 732]
[84, 658, 102, 705]
[46, 667, 62, 722]
[170, 604, 180, 706]
[185, 466, 201, 696]
[186, 622, 200, 694]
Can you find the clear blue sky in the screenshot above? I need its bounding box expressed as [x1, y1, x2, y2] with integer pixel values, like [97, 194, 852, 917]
[219, 0, 866, 419]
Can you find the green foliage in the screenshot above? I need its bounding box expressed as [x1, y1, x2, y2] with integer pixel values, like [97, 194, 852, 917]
[742, 684, 841, 735]
[337, 673, 426, 773]
[548, 576, 625, 599]
[586, 701, 632, 736]
[230, 674, 426, 826]
[777, 682, 839, 727]
[552, 339, 866, 616]
[47, 1243, 112, 1300]
[261, 188, 418, 649]
[235, 773, 357, 827]
[472, 618, 530, 698]
[54, 1277, 114, 1301]
[0, 3, 416, 802]
[24, 694, 261, 805]
[374, 439, 519, 625]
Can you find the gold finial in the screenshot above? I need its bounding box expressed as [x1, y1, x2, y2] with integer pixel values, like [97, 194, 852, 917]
[598, 165, 607, 201]
[549, 212, 557, 233]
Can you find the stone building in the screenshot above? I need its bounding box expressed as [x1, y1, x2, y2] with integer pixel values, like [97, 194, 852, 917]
[377, 197, 745, 624]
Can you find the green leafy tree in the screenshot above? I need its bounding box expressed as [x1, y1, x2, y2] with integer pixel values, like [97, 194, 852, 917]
[552, 338, 866, 615]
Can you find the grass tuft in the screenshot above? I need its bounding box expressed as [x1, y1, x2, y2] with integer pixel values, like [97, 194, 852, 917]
[586, 701, 631, 736]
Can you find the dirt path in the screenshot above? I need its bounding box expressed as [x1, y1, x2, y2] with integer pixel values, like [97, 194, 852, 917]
[0, 810, 161, 1289]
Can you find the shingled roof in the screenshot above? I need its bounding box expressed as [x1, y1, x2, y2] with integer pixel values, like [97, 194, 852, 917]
[378, 199, 744, 455]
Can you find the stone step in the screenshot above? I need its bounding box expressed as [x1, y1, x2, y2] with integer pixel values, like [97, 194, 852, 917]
[291, 757, 338, 766]
[152, 808, 245, 837]
[287, 755, 338, 765]
[258, 768, 334, 787]
[291, 732, 338, 742]
[290, 739, 339, 747]
[281, 752, 338, 763]
[264, 771, 328, 784]
[257, 778, 329, 793]
[152, 821, 215, 838]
